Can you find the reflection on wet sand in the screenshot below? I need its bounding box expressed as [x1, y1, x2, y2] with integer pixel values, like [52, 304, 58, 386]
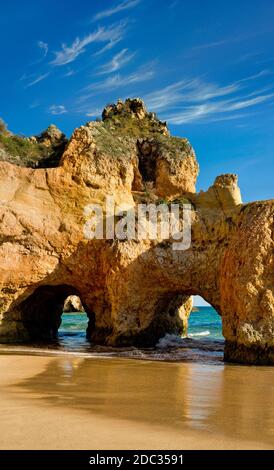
[14, 356, 274, 447]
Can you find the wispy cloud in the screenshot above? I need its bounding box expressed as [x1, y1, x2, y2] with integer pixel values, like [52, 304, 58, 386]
[235, 69, 271, 83]
[63, 68, 75, 77]
[192, 39, 231, 51]
[80, 63, 154, 100]
[25, 72, 50, 88]
[49, 105, 67, 115]
[86, 107, 102, 117]
[51, 23, 126, 66]
[143, 71, 274, 124]
[97, 48, 135, 75]
[233, 52, 262, 64]
[29, 101, 40, 109]
[191, 29, 272, 53]
[93, 0, 141, 21]
[166, 92, 274, 124]
[93, 38, 123, 57]
[225, 93, 274, 111]
[144, 80, 239, 111]
[37, 40, 48, 57]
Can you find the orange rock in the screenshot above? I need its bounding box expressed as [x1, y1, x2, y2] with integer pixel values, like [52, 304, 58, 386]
[0, 99, 273, 364]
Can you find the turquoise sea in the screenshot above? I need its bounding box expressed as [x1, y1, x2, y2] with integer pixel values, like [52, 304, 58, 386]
[60, 306, 223, 342]
[0, 307, 224, 363]
[187, 306, 223, 340]
[55, 306, 224, 363]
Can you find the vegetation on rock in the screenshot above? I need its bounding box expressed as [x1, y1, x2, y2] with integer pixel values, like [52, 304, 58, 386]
[0, 120, 67, 168]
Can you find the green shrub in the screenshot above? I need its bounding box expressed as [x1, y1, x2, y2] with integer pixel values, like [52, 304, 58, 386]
[0, 133, 62, 167]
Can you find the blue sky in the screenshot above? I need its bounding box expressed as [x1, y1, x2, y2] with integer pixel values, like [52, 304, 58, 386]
[1, 0, 274, 203]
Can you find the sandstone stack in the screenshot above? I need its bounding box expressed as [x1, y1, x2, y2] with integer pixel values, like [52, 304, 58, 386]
[0, 99, 273, 364]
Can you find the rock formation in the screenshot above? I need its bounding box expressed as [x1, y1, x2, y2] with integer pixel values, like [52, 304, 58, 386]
[63, 295, 85, 313]
[0, 98, 273, 364]
[0, 122, 67, 168]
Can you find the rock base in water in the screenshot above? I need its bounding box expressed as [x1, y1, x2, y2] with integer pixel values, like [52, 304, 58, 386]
[224, 342, 274, 365]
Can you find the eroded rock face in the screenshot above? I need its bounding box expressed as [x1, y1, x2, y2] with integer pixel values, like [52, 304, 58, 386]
[63, 295, 85, 313]
[35, 124, 67, 148]
[0, 98, 273, 364]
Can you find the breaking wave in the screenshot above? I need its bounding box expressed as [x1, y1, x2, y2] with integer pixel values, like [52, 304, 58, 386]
[0, 308, 224, 365]
[188, 330, 210, 337]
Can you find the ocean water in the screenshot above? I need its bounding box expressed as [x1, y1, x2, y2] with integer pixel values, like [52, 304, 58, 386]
[54, 306, 224, 363]
[0, 307, 224, 363]
[60, 306, 223, 342]
[188, 306, 223, 340]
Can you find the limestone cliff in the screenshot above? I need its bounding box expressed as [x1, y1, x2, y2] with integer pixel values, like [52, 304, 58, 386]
[0, 99, 273, 364]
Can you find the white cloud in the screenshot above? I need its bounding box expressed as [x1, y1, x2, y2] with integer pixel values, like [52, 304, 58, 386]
[235, 69, 271, 84]
[93, 38, 123, 57]
[191, 32, 255, 52]
[166, 93, 274, 124]
[191, 30, 269, 54]
[51, 23, 126, 66]
[49, 105, 67, 115]
[97, 48, 135, 75]
[37, 40, 48, 57]
[25, 72, 50, 88]
[80, 63, 154, 100]
[192, 39, 231, 51]
[143, 71, 274, 124]
[93, 0, 141, 21]
[225, 93, 274, 111]
[63, 68, 75, 77]
[144, 80, 239, 111]
[166, 104, 216, 124]
[86, 108, 102, 117]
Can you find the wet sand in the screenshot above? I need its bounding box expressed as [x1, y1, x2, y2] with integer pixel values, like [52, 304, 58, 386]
[0, 353, 273, 449]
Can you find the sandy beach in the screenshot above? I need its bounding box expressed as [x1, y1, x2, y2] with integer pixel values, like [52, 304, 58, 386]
[0, 352, 273, 450]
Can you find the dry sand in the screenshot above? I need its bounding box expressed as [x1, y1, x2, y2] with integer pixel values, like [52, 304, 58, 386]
[0, 352, 273, 450]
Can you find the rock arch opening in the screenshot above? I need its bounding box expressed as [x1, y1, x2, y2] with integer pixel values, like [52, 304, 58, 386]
[144, 292, 224, 347]
[59, 297, 89, 349]
[11, 285, 92, 344]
